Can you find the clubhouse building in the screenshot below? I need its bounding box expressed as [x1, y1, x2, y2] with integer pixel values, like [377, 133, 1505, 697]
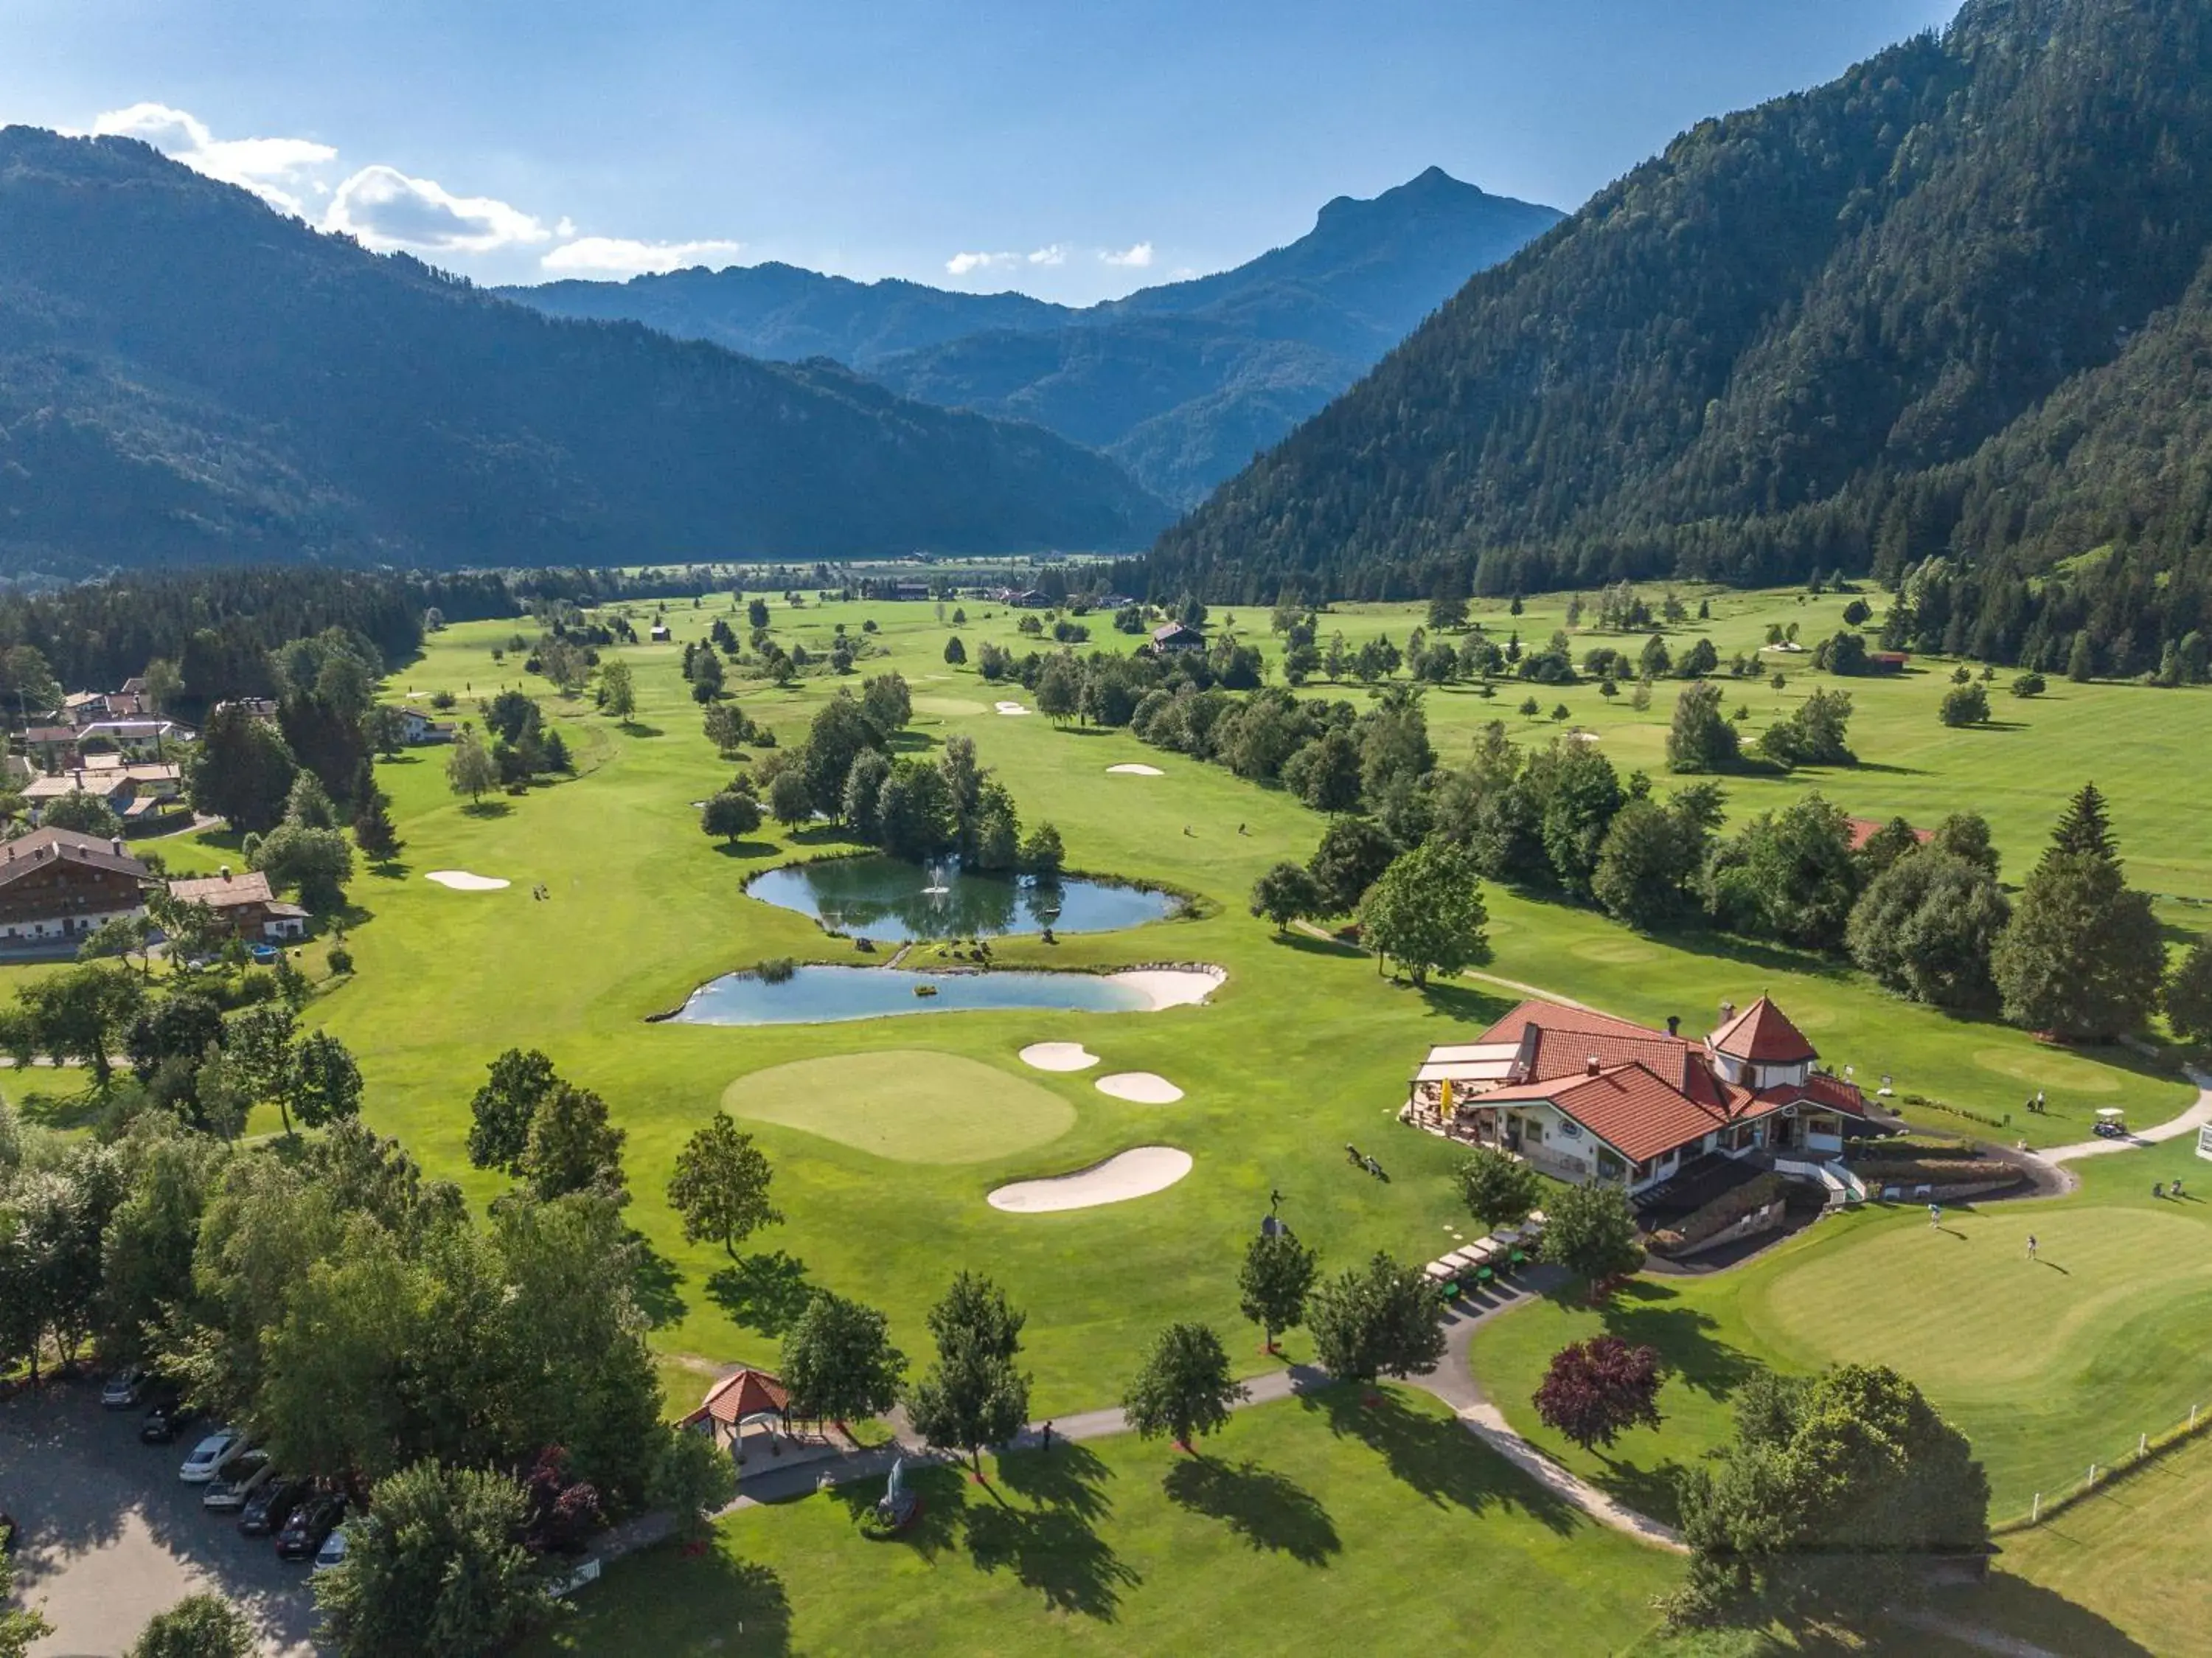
[1408, 995, 1869, 1196]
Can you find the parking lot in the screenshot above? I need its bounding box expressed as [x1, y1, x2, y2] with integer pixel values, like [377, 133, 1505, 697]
[0, 1379, 316, 1657]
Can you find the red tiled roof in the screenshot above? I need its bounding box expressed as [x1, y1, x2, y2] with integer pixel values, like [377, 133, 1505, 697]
[691, 1367, 789, 1427]
[1475, 998, 1733, 1105]
[1779, 1071, 1868, 1117]
[1483, 1063, 1731, 1164]
[1710, 996, 1818, 1064]
[1846, 816, 1935, 853]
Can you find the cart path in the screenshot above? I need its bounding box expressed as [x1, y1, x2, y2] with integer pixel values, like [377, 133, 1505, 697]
[2034, 1066, 2212, 1162]
[721, 1264, 1684, 1553]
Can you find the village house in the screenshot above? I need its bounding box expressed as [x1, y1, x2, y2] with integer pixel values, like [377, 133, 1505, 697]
[1148, 621, 1206, 653]
[1407, 995, 1869, 1199]
[23, 757, 186, 830]
[386, 705, 457, 746]
[165, 868, 310, 942]
[0, 828, 153, 947]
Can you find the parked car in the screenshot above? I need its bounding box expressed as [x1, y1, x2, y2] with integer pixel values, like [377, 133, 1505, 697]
[238, 1476, 307, 1538]
[139, 1394, 201, 1445]
[312, 1523, 349, 1575]
[179, 1429, 246, 1483]
[100, 1366, 147, 1409]
[276, 1493, 345, 1561]
[202, 1451, 274, 1512]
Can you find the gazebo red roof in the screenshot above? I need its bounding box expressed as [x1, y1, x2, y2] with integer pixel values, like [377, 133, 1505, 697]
[689, 1367, 790, 1427]
[1710, 996, 1818, 1064]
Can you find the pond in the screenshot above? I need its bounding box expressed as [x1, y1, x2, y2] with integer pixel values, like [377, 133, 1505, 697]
[666, 965, 1153, 1026]
[743, 856, 1178, 943]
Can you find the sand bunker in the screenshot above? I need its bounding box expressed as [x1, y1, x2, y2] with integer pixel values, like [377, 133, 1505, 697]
[1105, 966, 1225, 1010]
[1106, 763, 1165, 777]
[1095, 1072, 1183, 1105]
[1019, 1041, 1100, 1072]
[988, 1146, 1193, 1213]
[425, 870, 511, 891]
[995, 701, 1032, 716]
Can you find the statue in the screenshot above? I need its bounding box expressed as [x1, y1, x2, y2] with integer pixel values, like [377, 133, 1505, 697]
[876, 1454, 918, 1528]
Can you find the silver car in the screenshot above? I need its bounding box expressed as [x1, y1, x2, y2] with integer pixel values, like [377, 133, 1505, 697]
[178, 1429, 245, 1484]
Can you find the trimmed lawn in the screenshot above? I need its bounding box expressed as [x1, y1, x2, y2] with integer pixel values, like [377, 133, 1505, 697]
[1964, 1429, 2212, 1657]
[529, 1389, 1683, 1657]
[723, 1051, 1079, 1165]
[1467, 1134, 2212, 1525]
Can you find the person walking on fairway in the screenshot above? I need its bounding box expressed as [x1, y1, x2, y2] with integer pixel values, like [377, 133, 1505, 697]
[2026, 1234, 2037, 1261]
[1928, 1202, 1942, 1229]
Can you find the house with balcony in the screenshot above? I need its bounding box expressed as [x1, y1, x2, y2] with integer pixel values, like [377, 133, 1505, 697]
[0, 828, 154, 948]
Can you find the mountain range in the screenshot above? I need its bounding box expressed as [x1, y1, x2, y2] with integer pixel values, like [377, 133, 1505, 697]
[1152, 0, 2212, 608]
[509, 169, 1564, 504]
[0, 127, 1167, 577]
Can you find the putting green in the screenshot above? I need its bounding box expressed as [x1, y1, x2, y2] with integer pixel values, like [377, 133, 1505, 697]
[1747, 1206, 2212, 1395]
[720, 1050, 1077, 1165]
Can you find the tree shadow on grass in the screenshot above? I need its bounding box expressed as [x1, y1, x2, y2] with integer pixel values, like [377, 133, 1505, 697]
[1277, 929, 1364, 961]
[366, 859, 413, 881]
[961, 1477, 1140, 1621]
[1419, 979, 1520, 1027]
[705, 1249, 814, 1337]
[1162, 1456, 1341, 1566]
[992, 1440, 1113, 1523]
[460, 799, 512, 819]
[627, 1230, 689, 1328]
[1596, 1279, 1761, 1401]
[1925, 1572, 2156, 1658]
[616, 721, 666, 739]
[1301, 1384, 1579, 1536]
[709, 839, 782, 861]
[17, 1086, 104, 1131]
[614, 1550, 793, 1656]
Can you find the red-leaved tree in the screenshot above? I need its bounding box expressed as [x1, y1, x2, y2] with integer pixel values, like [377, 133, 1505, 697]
[1531, 1335, 1664, 1451]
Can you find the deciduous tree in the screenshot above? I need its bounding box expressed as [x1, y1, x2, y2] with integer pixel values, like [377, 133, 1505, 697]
[466, 1047, 558, 1175]
[129, 1594, 255, 1658]
[444, 727, 498, 804]
[1237, 1225, 1318, 1353]
[1248, 861, 1321, 934]
[1532, 1335, 1664, 1451]
[666, 1110, 780, 1256]
[1457, 1147, 1541, 1233]
[313, 1461, 540, 1658]
[1357, 840, 1489, 987]
[1307, 1251, 1446, 1385]
[905, 1273, 1032, 1471]
[1538, 1181, 1645, 1288]
[1122, 1322, 1247, 1450]
[781, 1290, 906, 1426]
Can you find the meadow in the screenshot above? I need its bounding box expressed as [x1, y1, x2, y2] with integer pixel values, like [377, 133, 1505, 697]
[35, 580, 2212, 1653]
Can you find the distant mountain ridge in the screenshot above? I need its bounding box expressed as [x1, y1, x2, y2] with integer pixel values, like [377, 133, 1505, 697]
[0, 128, 1168, 576]
[1151, 0, 2212, 606]
[507, 169, 1564, 504]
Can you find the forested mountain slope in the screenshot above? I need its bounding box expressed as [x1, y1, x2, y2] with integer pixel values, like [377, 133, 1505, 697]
[0, 128, 1168, 577]
[512, 170, 1562, 505]
[1152, 0, 2212, 646]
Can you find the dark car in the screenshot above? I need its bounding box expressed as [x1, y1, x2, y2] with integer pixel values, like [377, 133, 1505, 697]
[139, 1394, 201, 1445]
[276, 1492, 345, 1561]
[238, 1476, 307, 1538]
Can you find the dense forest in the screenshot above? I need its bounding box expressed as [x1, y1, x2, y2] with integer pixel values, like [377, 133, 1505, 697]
[1152, 0, 2212, 673]
[515, 169, 1562, 506]
[0, 128, 1167, 579]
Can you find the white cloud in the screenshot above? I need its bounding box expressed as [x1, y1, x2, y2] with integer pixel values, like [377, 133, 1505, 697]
[1102, 241, 1155, 269]
[324, 164, 552, 254]
[945, 245, 1066, 277]
[541, 236, 744, 277]
[91, 102, 335, 215]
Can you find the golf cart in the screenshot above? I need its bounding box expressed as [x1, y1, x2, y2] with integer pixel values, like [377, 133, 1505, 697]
[2093, 1108, 2129, 1141]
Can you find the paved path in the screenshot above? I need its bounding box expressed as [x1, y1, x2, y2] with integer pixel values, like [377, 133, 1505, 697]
[2034, 1066, 2212, 1162]
[717, 1261, 1683, 1556]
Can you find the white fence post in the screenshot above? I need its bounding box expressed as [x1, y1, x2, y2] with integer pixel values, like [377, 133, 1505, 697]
[2088, 1462, 2098, 1486]
[2140, 1432, 2149, 1457]
[2031, 1491, 2040, 1524]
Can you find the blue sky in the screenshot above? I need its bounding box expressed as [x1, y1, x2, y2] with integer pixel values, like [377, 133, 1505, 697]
[1, 0, 1961, 300]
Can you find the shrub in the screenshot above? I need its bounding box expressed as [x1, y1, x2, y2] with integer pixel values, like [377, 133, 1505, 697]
[756, 957, 797, 984]
[1645, 1173, 1787, 1256]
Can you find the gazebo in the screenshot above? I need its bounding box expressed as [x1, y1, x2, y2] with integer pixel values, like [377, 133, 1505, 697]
[680, 1367, 791, 1457]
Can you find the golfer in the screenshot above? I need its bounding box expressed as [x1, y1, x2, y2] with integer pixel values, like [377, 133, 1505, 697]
[2026, 1234, 2037, 1260]
[1928, 1202, 1942, 1228]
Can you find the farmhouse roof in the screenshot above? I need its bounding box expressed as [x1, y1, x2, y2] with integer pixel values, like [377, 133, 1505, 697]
[1476, 1062, 1731, 1165]
[1844, 816, 1935, 854]
[0, 827, 151, 886]
[1710, 996, 1818, 1064]
[167, 869, 277, 909]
